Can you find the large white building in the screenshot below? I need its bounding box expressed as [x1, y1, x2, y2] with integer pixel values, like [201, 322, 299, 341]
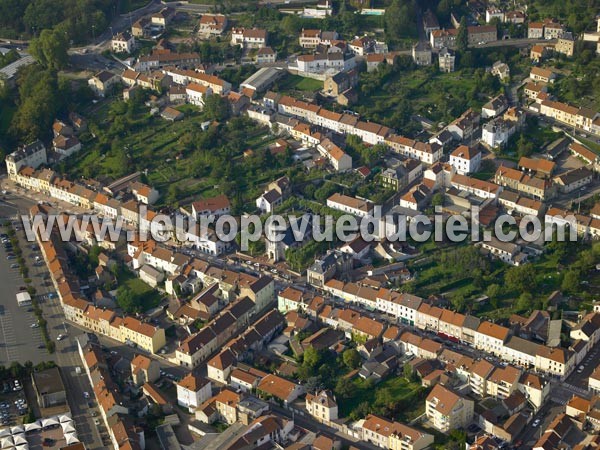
[177, 373, 212, 412]
[326, 193, 374, 218]
[6, 140, 47, 176]
[481, 119, 517, 149]
[231, 28, 267, 48]
[111, 31, 136, 54]
[449, 145, 481, 175]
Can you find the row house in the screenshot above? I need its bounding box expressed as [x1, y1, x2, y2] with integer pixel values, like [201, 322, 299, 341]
[450, 174, 502, 200]
[498, 191, 544, 217]
[176, 296, 255, 368]
[295, 52, 356, 74]
[198, 14, 228, 37]
[326, 192, 375, 218]
[376, 292, 423, 326]
[384, 134, 443, 164]
[298, 29, 339, 48]
[353, 121, 391, 145]
[128, 239, 189, 275]
[137, 49, 201, 71]
[447, 108, 480, 141]
[474, 322, 511, 356]
[399, 331, 443, 360]
[272, 95, 438, 160]
[494, 166, 555, 200]
[231, 28, 268, 49]
[164, 68, 232, 95]
[186, 83, 212, 108]
[535, 346, 574, 379]
[316, 138, 353, 171]
[540, 100, 600, 134]
[430, 28, 458, 49]
[467, 25, 497, 45]
[361, 414, 434, 450]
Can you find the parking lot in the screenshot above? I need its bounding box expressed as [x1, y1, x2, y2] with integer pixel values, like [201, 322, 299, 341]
[0, 381, 28, 427]
[0, 218, 51, 367]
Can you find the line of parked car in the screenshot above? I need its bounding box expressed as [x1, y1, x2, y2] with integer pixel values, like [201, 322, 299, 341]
[1, 380, 27, 425]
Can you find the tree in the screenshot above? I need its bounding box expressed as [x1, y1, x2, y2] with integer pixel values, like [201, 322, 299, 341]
[403, 362, 414, 380]
[303, 346, 321, 370]
[561, 269, 580, 294]
[304, 376, 323, 394]
[335, 377, 356, 399]
[451, 293, 466, 312]
[280, 14, 301, 35]
[384, 0, 417, 43]
[436, 0, 451, 23]
[29, 29, 69, 70]
[10, 67, 62, 142]
[505, 264, 537, 293]
[486, 283, 501, 301]
[431, 192, 444, 207]
[116, 286, 141, 313]
[515, 292, 533, 312]
[342, 348, 361, 369]
[203, 94, 230, 121]
[457, 17, 468, 52]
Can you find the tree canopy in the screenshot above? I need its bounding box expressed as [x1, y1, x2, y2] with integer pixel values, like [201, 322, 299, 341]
[384, 0, 418, 43]
[29, 28, 69, 70]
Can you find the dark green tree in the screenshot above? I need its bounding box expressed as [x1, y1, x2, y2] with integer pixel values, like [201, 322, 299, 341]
[29, 29, 69, 70]
[342, 348, 361, 369]
[457, 17, 469, 52]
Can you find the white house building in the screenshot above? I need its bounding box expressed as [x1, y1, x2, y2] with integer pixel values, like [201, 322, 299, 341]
[449, 145, 481, 175]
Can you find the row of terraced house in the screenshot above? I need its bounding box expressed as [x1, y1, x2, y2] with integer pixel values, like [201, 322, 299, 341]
[279, 280, 600, 380]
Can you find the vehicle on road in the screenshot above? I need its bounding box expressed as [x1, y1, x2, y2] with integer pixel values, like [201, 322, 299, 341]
[532, 418, 541, 427]
[57, 334, 65, 341]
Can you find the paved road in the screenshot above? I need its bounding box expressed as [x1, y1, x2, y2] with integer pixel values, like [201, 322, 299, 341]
[272, 404, 379, 450]
[474, 37, 552, 49]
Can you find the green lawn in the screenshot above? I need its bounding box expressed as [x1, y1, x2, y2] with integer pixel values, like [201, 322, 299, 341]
[116, 266, 162, 312]
[338, 376, 425, 421]
[119, 0, 151, 13]
[277, 74, 323, 93]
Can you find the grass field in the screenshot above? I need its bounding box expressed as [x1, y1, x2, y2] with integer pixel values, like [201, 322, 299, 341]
[119, 0, 152, 13]
[117, 267, 162, 311]
[277, 74, 324, 93]
[338, 376, 424, 421]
